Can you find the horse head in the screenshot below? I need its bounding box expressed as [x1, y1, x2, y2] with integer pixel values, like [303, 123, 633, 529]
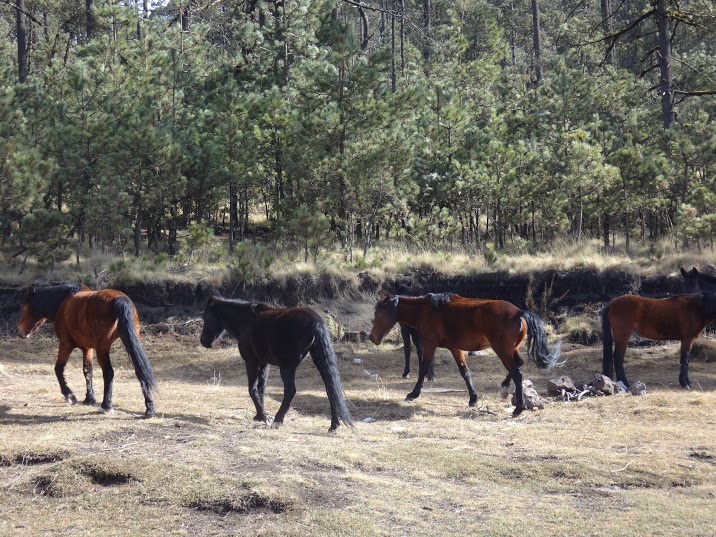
[16, 287, 45, 339]
[681, 266, 716, 294]
[369, 295, 399, 345]
[16, 284, 87, 339]
[200, 296, 226, 348]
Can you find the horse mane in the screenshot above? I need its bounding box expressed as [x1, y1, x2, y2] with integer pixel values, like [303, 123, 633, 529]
[25, 284, 85, 319]
[427, 292, 453, 309]
[211, 296, 271, 312]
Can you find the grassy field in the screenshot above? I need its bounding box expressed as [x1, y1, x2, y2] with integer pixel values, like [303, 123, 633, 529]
[2, 329, 716, 536]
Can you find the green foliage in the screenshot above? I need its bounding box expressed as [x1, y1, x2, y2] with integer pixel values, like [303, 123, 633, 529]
[2, 0, 716, 272]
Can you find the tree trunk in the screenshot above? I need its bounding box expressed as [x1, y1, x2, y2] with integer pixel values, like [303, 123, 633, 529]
[16, 0, 28, 83]
[229, 180, 238, 252]
[531, 0, 543, 83]
[399, 0, 405, 76]
[422, 0, 431, 63]
[390, 12, 396, 92]
[600, 0, 615, 65]
[603, 213, 610, 248]
[656, 0, 674, 128]
[86, 0, 94, 40]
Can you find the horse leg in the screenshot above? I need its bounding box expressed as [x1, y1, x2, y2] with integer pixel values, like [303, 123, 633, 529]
[510, 365, 525, 417]
[272, 366, 298, 429]
[54, 341, 77, 405]
[257, 363, 270, 411]
[501, 373, 512, 389]
[245, 358, 270, 424]
[406, 345, 436, 402]
[679, 339, 694, 389]
[400, 324, 411, 378]
[96, 350, 114, 413]
[613, 338, 630, 388]
[81, 349, 96, 405]
[496, 344, 525, 416]
[413, 332, 433, 381]
[450, 348, 478, 407]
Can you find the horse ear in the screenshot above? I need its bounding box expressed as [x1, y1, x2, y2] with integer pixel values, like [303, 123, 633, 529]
[691, 267, 699, 275]
[680, 267, 689, 277]
[378, 289, 390, 300]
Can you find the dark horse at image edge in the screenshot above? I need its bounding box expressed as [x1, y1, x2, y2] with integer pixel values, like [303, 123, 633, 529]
[16, 284, 157, 417]
[369, 293, 563, 416]
[200, 296, 353, 432]
[394, 282, 433, 380]
[602, 291, 716, 389]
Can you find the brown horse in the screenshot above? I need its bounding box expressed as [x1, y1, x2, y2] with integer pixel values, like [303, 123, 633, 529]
[200, 297, 353, 432]
[369, 293, 563, 416]
[16, 284, 157, 417]
[602, 292, 716, 389]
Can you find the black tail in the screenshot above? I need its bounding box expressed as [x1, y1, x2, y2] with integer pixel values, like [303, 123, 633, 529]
[601, 304, 613, 377]
[521, 310, 564, 369]
[310, 322, 353, 429]
[114, 297, 158, 394]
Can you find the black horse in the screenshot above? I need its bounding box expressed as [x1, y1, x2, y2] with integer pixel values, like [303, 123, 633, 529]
[395, 283, 434, 380]
[681, 266, 716, 294]
[200, 297, 353, 432]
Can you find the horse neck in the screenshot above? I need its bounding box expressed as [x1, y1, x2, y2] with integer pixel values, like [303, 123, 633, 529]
[700, 294, 716, 322]
[395, 296, 426, 329]
[216, 300, 257, 336]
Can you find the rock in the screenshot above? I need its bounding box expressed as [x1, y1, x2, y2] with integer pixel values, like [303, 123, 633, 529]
[511, 380, 545, 410]
[630, 381, 646, 396]
[592, 373, 618, 395]
[547, 375, 576, 394]
[342, 330, 368, 343]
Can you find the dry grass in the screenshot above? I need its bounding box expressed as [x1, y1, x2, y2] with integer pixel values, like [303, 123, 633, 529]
[2, 332, 716, 536]
[3, 237, 715, 290]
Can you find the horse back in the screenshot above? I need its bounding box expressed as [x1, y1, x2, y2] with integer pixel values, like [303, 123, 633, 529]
[55, 289, 136, 349]
[422, 295, 523, 350]
[240, 307, 324, 365]
[609, 294, 705, 341]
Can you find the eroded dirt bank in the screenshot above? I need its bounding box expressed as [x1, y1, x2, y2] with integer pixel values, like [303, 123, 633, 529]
[0, 268, 686, 337]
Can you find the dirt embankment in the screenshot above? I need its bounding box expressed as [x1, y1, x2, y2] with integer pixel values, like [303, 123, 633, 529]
[0, 268, 685, 337]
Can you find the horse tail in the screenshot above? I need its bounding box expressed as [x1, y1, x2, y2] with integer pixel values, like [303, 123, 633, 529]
[114, 297, 158, 394]
[521, 310, 564, 369]
[310, 321, 353, 428]
[601, 302, 614, 376]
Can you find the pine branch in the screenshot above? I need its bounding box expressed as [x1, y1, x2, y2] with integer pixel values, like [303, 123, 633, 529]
[0, 0, 47, 27]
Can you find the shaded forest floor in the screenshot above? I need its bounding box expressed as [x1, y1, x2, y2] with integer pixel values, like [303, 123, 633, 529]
[2, 329, 716, 536]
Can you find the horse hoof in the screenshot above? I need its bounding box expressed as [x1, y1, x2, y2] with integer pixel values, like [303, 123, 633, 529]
[402, 373, 410, 379]
[512, 407, 523, 417]
[468, 399, 478, 408]
[271, 420, 283, 429]
[405, 395, 418, 402]
[98, 406, 114, 415]
[65, 394, 77, 405]
[144, 409, 156, 418]
[82, 398, 96, 406]
[682, 384, 692, 390]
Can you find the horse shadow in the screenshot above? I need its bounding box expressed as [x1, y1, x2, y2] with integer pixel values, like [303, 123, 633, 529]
[283, 392, 439, 423]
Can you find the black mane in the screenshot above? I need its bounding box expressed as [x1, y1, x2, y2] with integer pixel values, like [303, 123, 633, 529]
[428, 292, 453, 309]
[24, 284, 85, 319]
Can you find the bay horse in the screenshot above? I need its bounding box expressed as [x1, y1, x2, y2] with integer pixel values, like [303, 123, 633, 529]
[369, 293, 563, 416]
[681, 266, 716, 294]
[16, 284, 157, 417]
[602, 292, 716, 389]
[395, 283, 433, 380]
[200, 297, 353, 432]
